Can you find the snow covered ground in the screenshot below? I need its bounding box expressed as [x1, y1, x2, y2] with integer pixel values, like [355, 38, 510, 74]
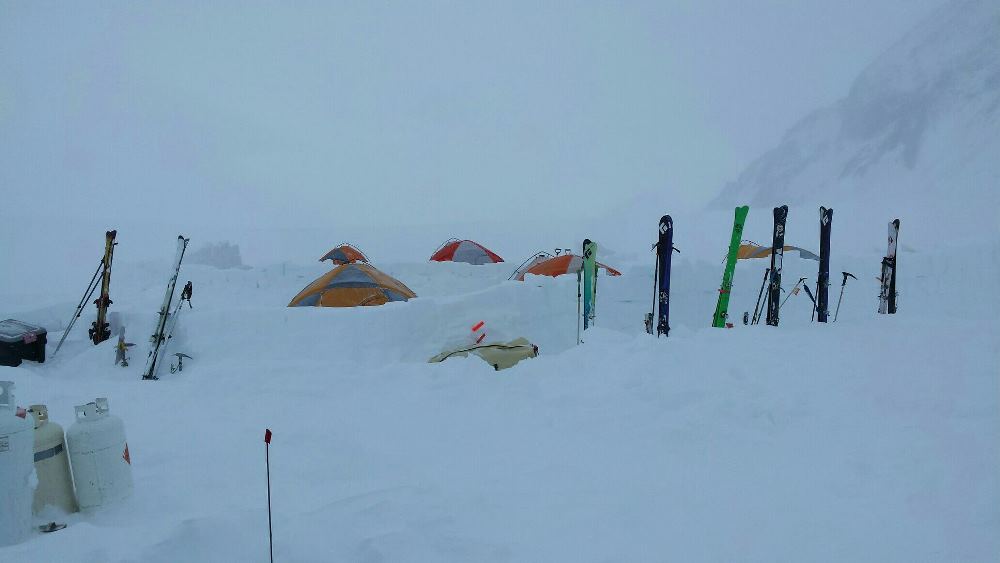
[2, 224, 997, 562]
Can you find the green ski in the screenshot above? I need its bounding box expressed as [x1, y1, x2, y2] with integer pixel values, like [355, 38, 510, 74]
[582, 239, 597, 330]
[712, 206, 750, 328]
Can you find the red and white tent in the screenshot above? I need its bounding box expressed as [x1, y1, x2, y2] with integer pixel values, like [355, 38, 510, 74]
[429, 239, 504, 265]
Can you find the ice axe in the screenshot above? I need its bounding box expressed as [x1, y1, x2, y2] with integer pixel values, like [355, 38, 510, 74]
[834, 272, 857, 322]
[803, 285, 817, 322]
[170, 352, 191, 373]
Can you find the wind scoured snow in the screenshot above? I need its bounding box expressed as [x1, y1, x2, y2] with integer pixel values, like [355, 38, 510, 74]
[1, 235, 997, 562]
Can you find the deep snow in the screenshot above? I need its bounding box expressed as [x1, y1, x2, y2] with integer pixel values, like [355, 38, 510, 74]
[1, 226, 997, 562]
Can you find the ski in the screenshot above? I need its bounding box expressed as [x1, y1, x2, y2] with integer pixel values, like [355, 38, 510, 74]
[712, 206, 750, 328]
[142, 236, 190, 380]
[878, 219, 900, 314]
[816, 207, 833, 322]
[582, 239, 597, 330]
[765, 205, 788, 326]
[88, 230, 117, 344]
[655, 215, 677, 337]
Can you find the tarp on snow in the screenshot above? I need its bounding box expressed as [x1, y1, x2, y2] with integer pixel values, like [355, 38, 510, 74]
[738, 243, 819, 261]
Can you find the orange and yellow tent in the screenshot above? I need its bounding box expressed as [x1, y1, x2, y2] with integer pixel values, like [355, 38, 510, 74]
[288, 263, 416, 307]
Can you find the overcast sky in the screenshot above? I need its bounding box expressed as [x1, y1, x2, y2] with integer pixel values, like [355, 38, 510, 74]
[0, 0, 945, 256]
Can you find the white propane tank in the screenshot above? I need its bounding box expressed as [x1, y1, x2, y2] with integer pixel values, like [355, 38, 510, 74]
[66, 397, 133, 511]
[0, 381, 34, 547]
[29, 404, 78, 514]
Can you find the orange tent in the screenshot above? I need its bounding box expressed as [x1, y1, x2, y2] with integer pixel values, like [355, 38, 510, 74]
[513, 254, 621, 281]
[318, 243, 369, 265]
[288, 263, 416, 307]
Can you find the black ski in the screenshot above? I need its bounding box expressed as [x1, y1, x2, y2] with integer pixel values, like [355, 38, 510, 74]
[816, 207, 832, 322]
[765, 205, 788, 326]
[655, 215, 676, 337]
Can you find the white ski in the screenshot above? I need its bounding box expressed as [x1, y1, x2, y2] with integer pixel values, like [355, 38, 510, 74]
[142, 236, 189, 380]
[878, 219, 899, 314]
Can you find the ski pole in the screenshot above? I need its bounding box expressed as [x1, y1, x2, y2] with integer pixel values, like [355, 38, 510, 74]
[803, 285, 817, 321]
[53, 259, 105, 357]
[650, 251, 659, 335]
[264, 428, 274, 563]
[751, 268, 770, 325]
[834, 272, 857, 322]
[805, 278, 819, 322]
[591, 262, 599, 327]
[576, 270, 582, 345]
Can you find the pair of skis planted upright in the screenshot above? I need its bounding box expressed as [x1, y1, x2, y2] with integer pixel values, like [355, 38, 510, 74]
[649, 215, 677, 337]
[878, 219, 901, 314]
[815, 207, 833, 322]
[578, 239, 598, 344]
[712, 206, 749, 328]
[582, 239, 597, 331]
[142, 236, 191, 380]
[764, 206, 789, 326]
[88, 230, 118, 344]
[53, 230, 118, 357]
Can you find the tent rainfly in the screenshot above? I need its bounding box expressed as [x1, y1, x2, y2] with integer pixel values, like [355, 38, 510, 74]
[513, 254, 621, 281]
[288, 263, 416, 307]
[430, 239, 504, 265]
[319, 243, 369, 265]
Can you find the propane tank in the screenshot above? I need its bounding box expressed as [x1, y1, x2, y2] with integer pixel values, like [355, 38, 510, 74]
[0, 381, 34, 546]
[66, 397, 133, 511]
[29, 404, 78, 514]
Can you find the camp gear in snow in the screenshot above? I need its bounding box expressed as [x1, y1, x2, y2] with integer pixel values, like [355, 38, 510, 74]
[429, 338, 539, 371]
[0, 319, 47, 364]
